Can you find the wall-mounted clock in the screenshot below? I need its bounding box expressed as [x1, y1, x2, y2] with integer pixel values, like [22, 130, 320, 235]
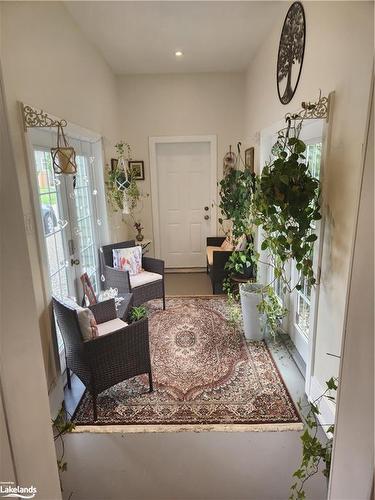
[277, 2, 306, 105]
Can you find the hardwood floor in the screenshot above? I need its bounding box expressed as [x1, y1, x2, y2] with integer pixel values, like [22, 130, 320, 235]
[165, 271, 213, 296]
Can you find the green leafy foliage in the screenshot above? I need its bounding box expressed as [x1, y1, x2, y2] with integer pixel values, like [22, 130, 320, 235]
[225, 240, 256, 278]
[106, 140, 140, 214]
[257, 285, 287, 337]
[290, 379, 338, 499]
[130, 305, 148, 322]
[219, 168, 256, 239]
[52, 407, 75, 475]
[219, 167, 257, 296]
[254, 136, 321, 289]
[106, 168, 140, 213]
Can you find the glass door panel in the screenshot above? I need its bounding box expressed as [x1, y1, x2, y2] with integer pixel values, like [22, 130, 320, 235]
[72, 155, 99, 295]
[34, 149, 72, 352]
[33, 144, 101, 349]
[289, 140, 322, 362]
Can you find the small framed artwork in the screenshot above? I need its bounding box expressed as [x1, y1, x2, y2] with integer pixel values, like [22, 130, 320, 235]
[129, 160, 145, 180]
[245, 147, 255, 173]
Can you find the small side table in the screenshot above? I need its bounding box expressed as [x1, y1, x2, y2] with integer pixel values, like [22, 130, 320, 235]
[116, 292, 134, 321]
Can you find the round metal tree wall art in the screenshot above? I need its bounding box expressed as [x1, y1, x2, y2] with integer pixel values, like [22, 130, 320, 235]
[277, 2, 306, 105]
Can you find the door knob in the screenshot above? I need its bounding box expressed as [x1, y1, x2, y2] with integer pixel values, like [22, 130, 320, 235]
[70, 258, 80, 266]
[204, 206, 209, 211]
[204, 215, 210, 220]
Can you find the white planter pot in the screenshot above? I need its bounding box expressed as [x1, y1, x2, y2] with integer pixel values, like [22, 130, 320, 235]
[239, 283, 264, 340]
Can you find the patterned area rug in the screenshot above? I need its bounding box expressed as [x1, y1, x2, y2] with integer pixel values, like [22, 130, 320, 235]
[73, 297, 301, 426]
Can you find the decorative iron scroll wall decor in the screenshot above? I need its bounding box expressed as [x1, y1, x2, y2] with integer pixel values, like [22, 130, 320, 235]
[277, 2, 306, 105]
[22, 104, 67, 130]
[285, 91, 329, 122]
[22, 104, 77, 175]
[277, 92, 330, 142]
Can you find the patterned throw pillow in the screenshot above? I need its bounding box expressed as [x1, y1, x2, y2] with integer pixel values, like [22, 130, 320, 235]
[112, 246, 142, 276]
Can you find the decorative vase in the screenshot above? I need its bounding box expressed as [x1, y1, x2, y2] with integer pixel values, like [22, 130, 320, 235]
[136, 229, 144, 242]
[239, 282, 264, 340]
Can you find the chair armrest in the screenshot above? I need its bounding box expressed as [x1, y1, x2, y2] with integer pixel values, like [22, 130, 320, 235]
[103, 265, 131, 294]
[207, 237, 226, 247]
[142, 256, 164, 276]
[89, 299, 117, 324]
[212, 250, 232, 269]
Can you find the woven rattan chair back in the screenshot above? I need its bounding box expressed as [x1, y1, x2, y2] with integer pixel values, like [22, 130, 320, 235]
[52, 296, 91, 388]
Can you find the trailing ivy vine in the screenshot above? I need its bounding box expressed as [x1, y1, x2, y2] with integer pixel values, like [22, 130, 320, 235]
[218, 167, 256, 240]
[253, 134, 321, 293]
[52, 406, 75, 498]
[290, 377, 337, 499]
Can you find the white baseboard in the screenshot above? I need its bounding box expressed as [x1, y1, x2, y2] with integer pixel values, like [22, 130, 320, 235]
[309, 375, 336, 434]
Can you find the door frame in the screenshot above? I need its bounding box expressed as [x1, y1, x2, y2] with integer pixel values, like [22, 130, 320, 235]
[149, 135, 218, 260]
[21, 103, 109, 414]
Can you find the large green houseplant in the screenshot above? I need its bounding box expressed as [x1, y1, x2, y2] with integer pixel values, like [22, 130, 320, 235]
[253, 134, 321, 293]
[219, 130, 321, 338]
[218, 167, 256, 282]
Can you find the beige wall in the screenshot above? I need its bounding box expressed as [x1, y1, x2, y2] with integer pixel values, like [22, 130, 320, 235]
[117, 73, 245, 250]
[329, 79, 373, 500]
[244, 1, 373, 392]
[0, 1, 120, 391]
[1, 58, 61, 498]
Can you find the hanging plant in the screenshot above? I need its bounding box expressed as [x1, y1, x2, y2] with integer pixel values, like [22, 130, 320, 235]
[218, 144, 257, 284]
[253, 133, 321, 292]
[219, 167, 256, 240]
[105, 141, 140, 214]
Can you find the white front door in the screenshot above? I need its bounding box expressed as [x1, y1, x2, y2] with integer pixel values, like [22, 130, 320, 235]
[156, 141, 214, 268]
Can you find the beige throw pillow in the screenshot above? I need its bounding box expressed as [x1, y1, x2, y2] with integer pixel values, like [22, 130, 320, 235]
[63, 298, 98, 341]
[221, 238, 234, 251]
[77, 307, 98, 341]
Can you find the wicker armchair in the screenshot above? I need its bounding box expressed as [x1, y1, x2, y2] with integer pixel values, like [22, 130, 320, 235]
[52, 296, 152, 421]
[99, 240, 165, 309]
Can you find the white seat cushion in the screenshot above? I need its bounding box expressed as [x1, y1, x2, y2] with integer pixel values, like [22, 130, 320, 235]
[130, 271, 163, 288]
[97, 318, 128, 337]
[206, 246, 229, 266]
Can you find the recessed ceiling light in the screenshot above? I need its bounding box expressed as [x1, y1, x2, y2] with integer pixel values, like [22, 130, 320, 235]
[175, 51, 183, 57]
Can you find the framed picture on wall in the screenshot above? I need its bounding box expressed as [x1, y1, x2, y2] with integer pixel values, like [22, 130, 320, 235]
[245, 147, 255, 173]
[129, 160, 145, 180]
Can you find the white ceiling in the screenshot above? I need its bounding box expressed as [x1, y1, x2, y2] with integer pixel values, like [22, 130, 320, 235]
[64, 1, 284, 75]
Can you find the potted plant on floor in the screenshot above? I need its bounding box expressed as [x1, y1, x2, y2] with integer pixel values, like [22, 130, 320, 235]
[218, 151, 261, 338]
